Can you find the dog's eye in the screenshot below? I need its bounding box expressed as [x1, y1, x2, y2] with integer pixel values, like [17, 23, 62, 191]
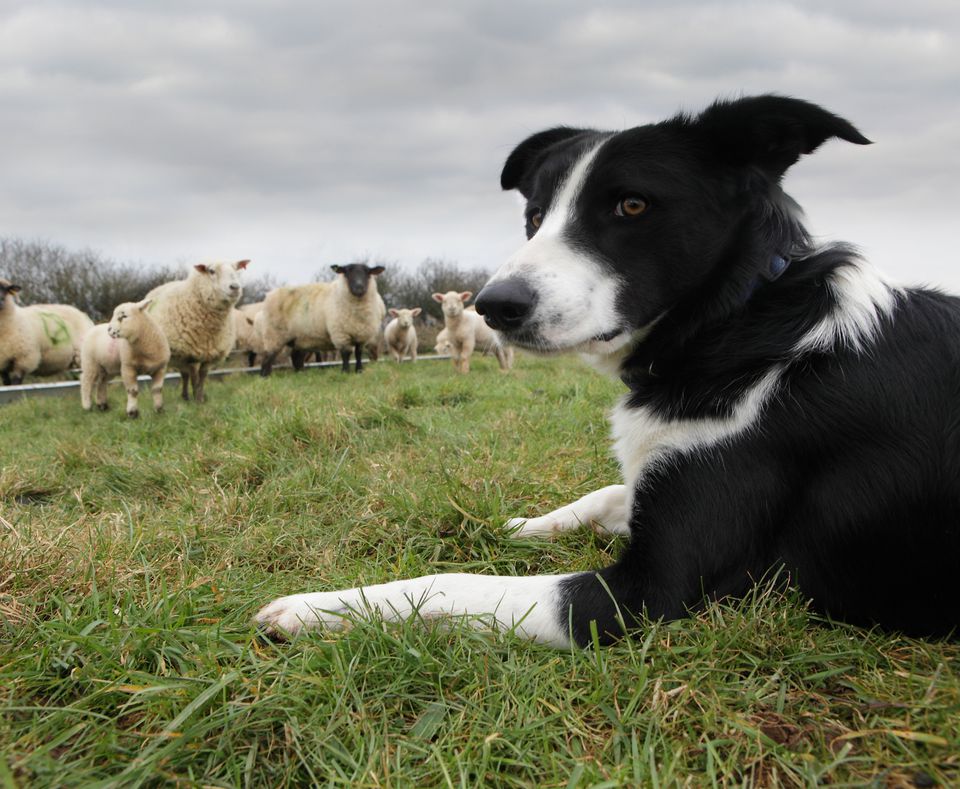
[526, 209, 543, 230]
[615, 196, 648, 217]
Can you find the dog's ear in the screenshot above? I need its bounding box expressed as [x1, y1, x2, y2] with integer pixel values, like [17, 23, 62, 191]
[693, 95, 871, 180]
[501, 127, 592, 195]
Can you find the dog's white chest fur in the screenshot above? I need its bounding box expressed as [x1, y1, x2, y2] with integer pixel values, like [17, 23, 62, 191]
[609, 366, 783, 491]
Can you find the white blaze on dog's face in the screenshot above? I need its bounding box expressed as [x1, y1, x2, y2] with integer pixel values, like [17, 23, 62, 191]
[480, 141, 632, 355]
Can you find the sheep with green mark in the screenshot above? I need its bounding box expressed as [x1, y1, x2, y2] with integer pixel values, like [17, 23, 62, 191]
[0, 278, 94, 385]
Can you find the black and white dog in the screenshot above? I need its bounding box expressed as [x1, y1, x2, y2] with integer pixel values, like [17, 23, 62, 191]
[257, 95, 959, 646]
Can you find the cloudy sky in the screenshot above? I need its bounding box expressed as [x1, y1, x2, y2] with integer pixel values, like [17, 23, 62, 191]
[1, 1, 958, 290]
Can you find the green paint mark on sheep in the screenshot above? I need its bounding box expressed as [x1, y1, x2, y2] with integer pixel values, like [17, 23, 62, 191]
[39, 312, 71, 346]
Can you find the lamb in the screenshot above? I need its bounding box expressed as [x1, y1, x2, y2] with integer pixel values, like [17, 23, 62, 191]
[79, 299, 170, 418]
[257, 263, 386, 375]
[0, 278, 94, 385]
[233, 302, 263, 367]
[434, 328, 452, 356]
[384, 307, 421, 362]
[431, 291, 513, 373]
[144, 260, 248, 402]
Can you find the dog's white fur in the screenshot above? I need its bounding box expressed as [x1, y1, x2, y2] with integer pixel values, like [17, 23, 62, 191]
[256, 573, 575, 647]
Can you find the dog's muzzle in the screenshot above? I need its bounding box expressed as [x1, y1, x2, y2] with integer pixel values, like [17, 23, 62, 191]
[475, 278, 538, 332]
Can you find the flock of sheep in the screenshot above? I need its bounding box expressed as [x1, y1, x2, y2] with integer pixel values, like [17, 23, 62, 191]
[0, 261, 514, 417]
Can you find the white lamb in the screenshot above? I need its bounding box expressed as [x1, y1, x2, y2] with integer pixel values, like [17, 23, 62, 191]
[257, 263, 386, 375]
[434, 328, 452, 356]
[233, 303, 263, 367]
[144, 260, 248, 401]
[80, 299, 171, 418]
[384, 307, 421, 362]
[431, 291, 513, 374]
[0, 278, 94, 385]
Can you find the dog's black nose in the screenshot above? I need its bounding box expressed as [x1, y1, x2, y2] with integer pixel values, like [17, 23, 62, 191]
[475, 279, 537, 331]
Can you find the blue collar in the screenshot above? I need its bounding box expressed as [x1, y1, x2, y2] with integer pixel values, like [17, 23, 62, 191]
[620, 254, 792, 390]
[743, 254, 790, 301]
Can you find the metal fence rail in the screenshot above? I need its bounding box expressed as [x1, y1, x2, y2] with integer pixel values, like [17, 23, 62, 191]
[0, 355, 451, 406]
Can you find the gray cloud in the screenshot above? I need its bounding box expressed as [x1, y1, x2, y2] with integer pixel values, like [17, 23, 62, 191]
[0, 0, 958, 290]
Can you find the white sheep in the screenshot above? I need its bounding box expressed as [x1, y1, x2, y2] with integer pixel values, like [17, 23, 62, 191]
[384, 307, 421, 362]
[80, 299, 171, 418]
[258, 263, 385, 375]
[431, 291, 513, 374]
[144, 260, 248, 401]
[434, 327, 452, 356]
[233, 302, 263, 367]
[0, 278, 94, 385]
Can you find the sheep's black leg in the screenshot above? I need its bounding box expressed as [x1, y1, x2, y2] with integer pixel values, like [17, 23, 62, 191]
[291, 349, 306, 371]
[340, 348, 351, 373]
[1, 370, 10, 386]
[247, 351, 257, 368]
[260, 351, 277, 377]
[354, 343, 363, 373]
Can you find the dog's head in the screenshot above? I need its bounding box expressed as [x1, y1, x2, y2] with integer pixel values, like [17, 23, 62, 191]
[476, 95, 869, 361]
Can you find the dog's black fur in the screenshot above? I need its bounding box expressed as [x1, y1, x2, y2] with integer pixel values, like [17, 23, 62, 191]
[479, 96, 960, 643]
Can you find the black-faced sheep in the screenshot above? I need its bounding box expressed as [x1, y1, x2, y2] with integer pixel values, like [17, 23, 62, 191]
[0, 278, 94, 385]
[257, 263, 386, 375]
[80, 299, 170, 418]
[144, 260, 249, 402]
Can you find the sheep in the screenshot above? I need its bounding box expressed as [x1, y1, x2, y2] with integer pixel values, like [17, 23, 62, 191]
[233, 302, 263, 367]
[0, 278, 94, 385]
[79, 299, 170, 418]
[384, 307, 421, 362]
[144, 260, 248, 402]
[257, 263, 385, 375]
[434, 328, 452, 355]
[431, 291, 513, 374]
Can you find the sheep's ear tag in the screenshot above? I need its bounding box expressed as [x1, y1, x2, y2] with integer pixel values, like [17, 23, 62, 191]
[7, 284, 20, 294]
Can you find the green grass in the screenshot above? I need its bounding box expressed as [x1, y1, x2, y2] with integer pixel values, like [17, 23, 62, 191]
[1, 355, 957, 787]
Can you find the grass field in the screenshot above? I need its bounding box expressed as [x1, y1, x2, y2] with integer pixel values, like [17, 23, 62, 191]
[1, 355, 957, 787]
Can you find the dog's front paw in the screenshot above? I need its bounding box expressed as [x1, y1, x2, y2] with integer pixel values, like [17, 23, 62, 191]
[504, 516, 559, 538]
[254, 592, 351, 638]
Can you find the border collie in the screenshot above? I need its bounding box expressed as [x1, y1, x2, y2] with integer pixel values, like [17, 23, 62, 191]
[257, 95, 959, 646]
